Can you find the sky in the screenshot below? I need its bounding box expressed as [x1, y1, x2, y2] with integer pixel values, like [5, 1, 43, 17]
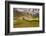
[14, 8, 39, 15]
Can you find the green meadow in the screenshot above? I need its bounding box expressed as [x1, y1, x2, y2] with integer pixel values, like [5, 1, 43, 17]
[13, 11, 39, 28]
[14, 20, 39, 28]
[13, 16, 39, 28]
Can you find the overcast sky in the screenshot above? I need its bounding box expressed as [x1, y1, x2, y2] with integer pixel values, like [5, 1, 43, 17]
[14, 8, 39, 12]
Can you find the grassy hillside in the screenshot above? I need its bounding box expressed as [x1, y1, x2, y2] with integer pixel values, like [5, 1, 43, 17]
[13, 20, 39, 28]
[13, 11, 39, 28]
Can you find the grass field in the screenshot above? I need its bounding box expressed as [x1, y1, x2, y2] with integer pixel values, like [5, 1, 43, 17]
[13, 19, 39, 28]
[13, 11, 39, 28]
